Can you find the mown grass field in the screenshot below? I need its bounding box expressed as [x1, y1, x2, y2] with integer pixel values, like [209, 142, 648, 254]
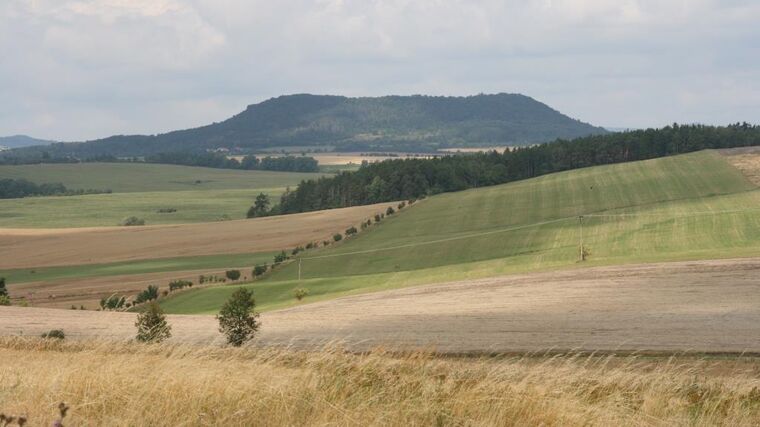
[0, 188, 285, 227]
[162, 150, 760, 314]
[1, 251, 275, 285]
[0, 162, 323, 192]
[0, 163, 326, 227]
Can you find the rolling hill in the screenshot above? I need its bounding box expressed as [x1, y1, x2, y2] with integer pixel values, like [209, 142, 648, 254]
[161, 150, 760, 314]
[0, 135, 55, 150]
[6, 94, 607, 157]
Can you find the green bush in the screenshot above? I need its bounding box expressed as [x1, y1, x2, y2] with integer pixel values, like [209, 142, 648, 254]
[292, 288, 310, 301]
[120, 216, 145, 226]
[345, 226, 358, 236]
[226, 270, 241, 281]
[217, 288, 259, 347]
[386, 207, 395, 215]
[135, 302, 171, 343]
[333, 233, 343, 242]
[0, 277, 7, 297]
[41, 329, 65, 340]
[253, 264, 268, 277]
[0, 295, 10, 306]
[100, 294, 126, 310]
[274, 250, 288, 264]
[134, 285, 159, 304]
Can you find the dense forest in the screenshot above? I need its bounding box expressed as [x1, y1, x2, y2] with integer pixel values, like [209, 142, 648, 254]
[2, 94, 607, 158]
[0, 178, 110, 199]
[276, 123, 760, 214]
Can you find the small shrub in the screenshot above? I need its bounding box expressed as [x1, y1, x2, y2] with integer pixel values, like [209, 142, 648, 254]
[345, 226, 358, 236]
[398, 201, 406, 210]
[386, 206, 395, 215]
[291, 246, 304, 256]
[217, 288, 259, 347]
[333, 233, 343, 242]
[253, 264, 268, 277]
[120, 216, 145, 226]
[169, 279, 193, 292]
[322, 240, 331, 246]
[305, 242, 316, 249]
[134, 285, 159, 304]
[274, 250, 288, 264]
[0, 277, 6, 297]
[226, 270, 241, 281]
[100, 294, 126, 310]
[292, 288, 310, 301]
[135, 302, 171, 343]
[41, 329, 65, 340]
[0, 295, 10, 306]
[156, 208, 177, 213]
[374, 214, 382, 222]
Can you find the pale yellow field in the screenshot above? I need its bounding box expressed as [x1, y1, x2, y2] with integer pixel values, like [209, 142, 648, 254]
[1, 338, 760, 426]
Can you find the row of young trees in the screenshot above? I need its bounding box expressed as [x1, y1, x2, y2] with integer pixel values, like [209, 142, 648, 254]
[0, 178, 110, 199]
[276, 123, 760, 213]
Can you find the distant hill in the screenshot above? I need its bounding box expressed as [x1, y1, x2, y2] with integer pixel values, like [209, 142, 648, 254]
[0, 135, 56, 150]
[8, 94, 607, 157]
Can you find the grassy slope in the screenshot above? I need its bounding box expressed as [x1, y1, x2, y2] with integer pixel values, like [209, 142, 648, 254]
[1, 251, 276, 285]
[0, 163, 326, 227]
[0, 162, 323, 192]
[162, 150, 760, 314]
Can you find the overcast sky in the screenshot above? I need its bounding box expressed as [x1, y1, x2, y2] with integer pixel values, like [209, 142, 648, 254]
[1, 0, 759, 141]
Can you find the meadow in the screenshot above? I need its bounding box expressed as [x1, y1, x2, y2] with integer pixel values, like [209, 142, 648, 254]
[162, 150, 760, 314]
[2, 337, 760, 426]
[0, 162, 325, 227]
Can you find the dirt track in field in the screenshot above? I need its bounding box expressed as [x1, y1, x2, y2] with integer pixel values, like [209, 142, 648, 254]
[0, 202, 396, 269]
[3, 258, 760, 353]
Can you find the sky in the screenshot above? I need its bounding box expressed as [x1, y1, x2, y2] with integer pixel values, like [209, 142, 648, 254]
[1, 0, 759, 141]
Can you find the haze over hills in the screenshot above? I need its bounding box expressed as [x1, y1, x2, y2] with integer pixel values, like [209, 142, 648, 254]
[8, 93, 607, 157]
[0, 135, 56, 150]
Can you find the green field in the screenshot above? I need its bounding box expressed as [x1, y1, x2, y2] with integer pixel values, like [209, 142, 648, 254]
[0, 162, 323, 192]
[161, 150, 760, 314]
[1, 251, 276, 286]
[0, 163, 326, 227]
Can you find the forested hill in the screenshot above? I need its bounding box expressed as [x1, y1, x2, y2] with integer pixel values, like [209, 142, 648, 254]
[6, 94, 607, 158]
[275, 123, 760, 214]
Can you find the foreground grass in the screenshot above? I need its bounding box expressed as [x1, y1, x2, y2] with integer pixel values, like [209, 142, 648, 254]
[2, 338, 760, 426]
[165, 150, 760, 314]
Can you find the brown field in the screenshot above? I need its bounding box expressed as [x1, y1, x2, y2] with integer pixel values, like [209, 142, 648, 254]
[3, 338, 760, 426]
[11, 268, 239, 309]
[0, 202, 396, 269]
[720, 147, 760, 186]
[3, 258, 760, 354]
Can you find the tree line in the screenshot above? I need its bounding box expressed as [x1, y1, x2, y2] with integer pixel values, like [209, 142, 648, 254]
[0, 178, 111, 199]
[0, 150, 320, 172]
[276, 123, 760, 214]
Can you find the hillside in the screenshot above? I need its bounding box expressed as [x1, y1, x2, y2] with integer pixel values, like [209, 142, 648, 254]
[6, 94, 607, 157]
[0, 135, 55, 150]
[161, 150, 760, 314]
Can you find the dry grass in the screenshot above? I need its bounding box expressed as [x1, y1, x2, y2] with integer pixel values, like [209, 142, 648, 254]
[2, 337, 760, 426]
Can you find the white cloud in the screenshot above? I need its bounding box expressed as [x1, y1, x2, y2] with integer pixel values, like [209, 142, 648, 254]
[1, 0, 759, 140]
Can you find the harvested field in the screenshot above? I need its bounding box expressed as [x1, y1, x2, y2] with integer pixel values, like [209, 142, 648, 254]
[3, 258, 760, 353]
[0, 202, 396, 269]
[10, 268, 244, 309]
[720, 146, 760, 186]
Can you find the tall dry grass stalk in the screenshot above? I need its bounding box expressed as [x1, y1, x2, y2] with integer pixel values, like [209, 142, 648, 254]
[1, 337, 760, 426]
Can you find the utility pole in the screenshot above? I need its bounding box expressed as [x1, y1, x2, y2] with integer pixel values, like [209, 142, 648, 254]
[578, 215, 584, 262]
[298, 258, 302, 281]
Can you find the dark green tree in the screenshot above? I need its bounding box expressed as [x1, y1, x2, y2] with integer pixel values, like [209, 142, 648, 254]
[247, 193, 271, 218]
[226, 270, 241, 281]
[135, 302, 172, 343]
[0, 277, 7, 297]
[217, 288, 260, 346]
